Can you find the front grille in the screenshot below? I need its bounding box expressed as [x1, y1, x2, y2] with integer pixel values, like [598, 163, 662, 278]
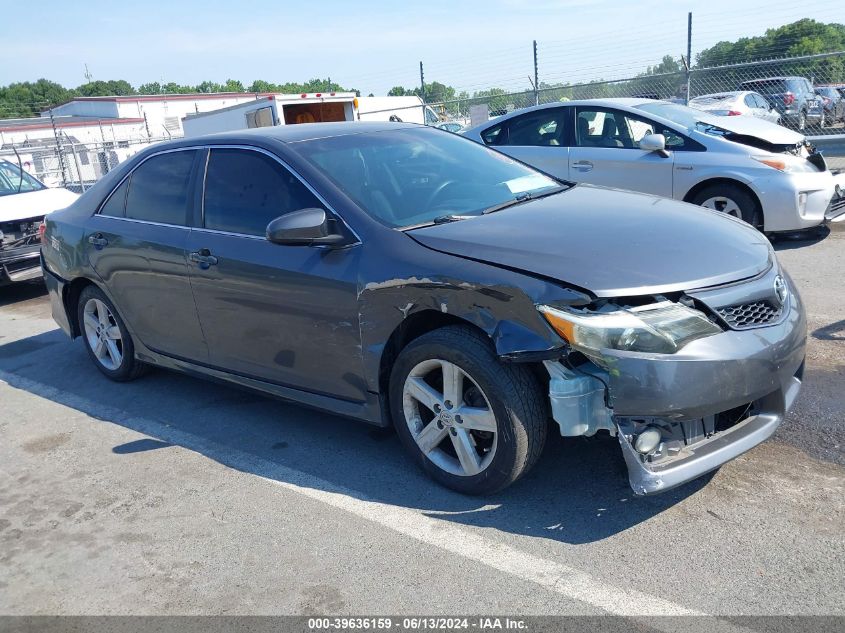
[716, 301, 782, 329]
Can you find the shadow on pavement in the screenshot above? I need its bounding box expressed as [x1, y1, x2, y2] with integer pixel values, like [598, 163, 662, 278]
[771, 226, 829, 251]
[0, 281, 47, 307]
[0, 328, 710, 546]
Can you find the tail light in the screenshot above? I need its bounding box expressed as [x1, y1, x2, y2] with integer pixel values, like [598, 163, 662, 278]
[727, 110, 742, 116]
[38, 221, 46, 242]
[783, 92, 795, 106]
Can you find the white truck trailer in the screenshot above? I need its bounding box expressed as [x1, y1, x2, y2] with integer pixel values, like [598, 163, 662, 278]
[182, 93, 440, 137]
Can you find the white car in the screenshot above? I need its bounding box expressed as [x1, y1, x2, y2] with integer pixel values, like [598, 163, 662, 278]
[689, 91, 781, 124]
[463, 98, 845, 232]
[0, 160, 78, 285]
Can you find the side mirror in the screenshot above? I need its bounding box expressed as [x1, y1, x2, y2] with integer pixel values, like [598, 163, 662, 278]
[266, 208, 345, 247]
[639, 133, 666, 153]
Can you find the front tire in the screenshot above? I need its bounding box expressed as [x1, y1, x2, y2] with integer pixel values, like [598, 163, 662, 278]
[691, 183, 763, 231]
[77, 285, 147, 382]
[389, 326, 547, 495]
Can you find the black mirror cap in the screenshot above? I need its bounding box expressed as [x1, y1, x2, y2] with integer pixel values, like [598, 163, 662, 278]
[266, 208, 345, 246]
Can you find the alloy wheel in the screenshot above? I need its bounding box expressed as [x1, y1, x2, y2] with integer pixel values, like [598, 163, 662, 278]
[700, 196, 742, 219]
[82, 298, 123, 370]
[402, 359, 497, 477]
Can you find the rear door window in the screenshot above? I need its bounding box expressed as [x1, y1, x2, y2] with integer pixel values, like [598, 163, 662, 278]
[202, 148, 324, 237]
[498, 108, 569, 147]
[124, 150, 196, 225]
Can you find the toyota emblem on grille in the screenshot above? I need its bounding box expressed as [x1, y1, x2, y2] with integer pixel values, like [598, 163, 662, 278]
[773, 275, 787, 306]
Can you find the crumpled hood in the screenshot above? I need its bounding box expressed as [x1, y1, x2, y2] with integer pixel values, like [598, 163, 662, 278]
[695, 113, 805, 145]
[0, 187, 79, 224]
[408, 185, 772, 297]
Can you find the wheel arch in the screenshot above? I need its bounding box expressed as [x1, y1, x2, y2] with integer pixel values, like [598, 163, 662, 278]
[63, 276, 100, 338]
[377, 310, 485, 402]
[683, 178, 765, 228]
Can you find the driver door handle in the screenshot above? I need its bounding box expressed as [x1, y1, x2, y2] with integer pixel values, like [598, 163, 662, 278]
[572, 160, 594, 172]
[189, 248, 218, 268]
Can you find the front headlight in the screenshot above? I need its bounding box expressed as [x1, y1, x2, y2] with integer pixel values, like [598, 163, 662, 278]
[751, 155, 820, 173]
[538, 301, 722, 354]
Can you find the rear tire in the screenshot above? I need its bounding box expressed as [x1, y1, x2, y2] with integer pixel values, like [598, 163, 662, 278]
[77, 285, 147, 382]
[691, 183, 763, 231]
[389, 326, 547, 495]
[797, 110, 807, 130]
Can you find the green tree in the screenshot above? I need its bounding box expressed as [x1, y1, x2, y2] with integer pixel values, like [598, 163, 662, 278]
[75, 80, 135, 97]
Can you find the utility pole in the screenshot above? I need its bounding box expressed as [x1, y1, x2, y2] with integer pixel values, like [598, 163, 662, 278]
[419, 61, 426, 122]
[533, 40, 539, 106]
[686, 12, 693, 105]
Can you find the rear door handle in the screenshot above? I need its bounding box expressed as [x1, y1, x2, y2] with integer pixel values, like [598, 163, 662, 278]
[572, 160, 593, 171]
[189, 248, 218, 268]
[88, 233, 108, 248]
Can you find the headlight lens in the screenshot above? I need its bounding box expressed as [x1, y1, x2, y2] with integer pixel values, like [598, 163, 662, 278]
[751, 155, 820, 173]
[538, 301, 722, 354]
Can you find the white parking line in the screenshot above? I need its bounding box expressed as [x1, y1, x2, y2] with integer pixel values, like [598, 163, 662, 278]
[1, 369, 716, 622]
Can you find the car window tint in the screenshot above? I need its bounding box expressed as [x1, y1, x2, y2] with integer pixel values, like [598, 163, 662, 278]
[124, 150, 196, 225]
[500, 108, 567, 147]
[744, 94, 756, 107]
[100, 177, 129, 217]
[203, 149, 324, 236]
[481, 123, 506, 145]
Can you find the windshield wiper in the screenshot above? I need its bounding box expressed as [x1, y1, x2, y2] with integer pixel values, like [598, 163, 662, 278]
[432, 214, 475, 224]
[482, 185, 569, 215]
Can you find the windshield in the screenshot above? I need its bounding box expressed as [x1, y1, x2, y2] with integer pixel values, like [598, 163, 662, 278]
[633, 102, 712, 129]
[294, 127, 563, 228]
[0, 160, 46, 197]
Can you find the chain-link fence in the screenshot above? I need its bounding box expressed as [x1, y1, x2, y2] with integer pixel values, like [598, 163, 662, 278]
[0, 136, 170, 193]
[424, 51, 845, 135]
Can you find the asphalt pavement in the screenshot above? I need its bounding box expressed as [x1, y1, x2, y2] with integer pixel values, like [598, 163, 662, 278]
[0, 225, 842, 621]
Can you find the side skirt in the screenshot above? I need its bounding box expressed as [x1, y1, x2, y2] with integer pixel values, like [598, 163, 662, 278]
[134, 344, 387, 428]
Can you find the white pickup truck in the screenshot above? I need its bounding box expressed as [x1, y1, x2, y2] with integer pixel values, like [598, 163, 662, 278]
[0, 159, 78, 286]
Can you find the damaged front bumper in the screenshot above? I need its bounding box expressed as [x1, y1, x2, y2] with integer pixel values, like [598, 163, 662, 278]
[545, 273, 806, 496]
[0, 242, 42, 285]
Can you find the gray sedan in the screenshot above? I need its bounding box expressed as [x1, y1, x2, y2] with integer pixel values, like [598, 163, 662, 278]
[42, 122, 806, 496]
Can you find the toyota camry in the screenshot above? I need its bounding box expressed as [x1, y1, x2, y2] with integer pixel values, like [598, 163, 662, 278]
[41, 122, 806, 495]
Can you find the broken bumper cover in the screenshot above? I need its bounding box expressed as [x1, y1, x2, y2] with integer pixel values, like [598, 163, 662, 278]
[616, 379, 800, 496]
[549, 276, 806, 495]
[0, 243, 42, 285]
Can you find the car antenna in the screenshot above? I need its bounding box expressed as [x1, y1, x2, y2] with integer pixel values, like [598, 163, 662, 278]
[12, 145, 24, 194]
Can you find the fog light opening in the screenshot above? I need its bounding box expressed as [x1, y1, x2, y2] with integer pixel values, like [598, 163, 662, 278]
[634, 427, 662, 455]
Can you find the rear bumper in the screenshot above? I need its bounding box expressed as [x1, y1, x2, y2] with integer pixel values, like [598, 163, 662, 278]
[0, 244, 42, 286]
[41, 254, 74, 337]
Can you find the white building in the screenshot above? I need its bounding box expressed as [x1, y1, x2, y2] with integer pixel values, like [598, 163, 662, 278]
[45, 92, 274, 138]
[0, 92, 274, 186]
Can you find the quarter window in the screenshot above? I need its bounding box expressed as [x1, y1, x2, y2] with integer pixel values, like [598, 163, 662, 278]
[100, 177, 130, 217]
[124, 150, 196, 225]
[203, 149, 324, 236]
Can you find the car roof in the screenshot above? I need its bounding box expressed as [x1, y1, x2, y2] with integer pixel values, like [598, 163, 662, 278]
[463, 98, 672, 132]
[740, 76, 804, 83]
[181, 121, 421, 145]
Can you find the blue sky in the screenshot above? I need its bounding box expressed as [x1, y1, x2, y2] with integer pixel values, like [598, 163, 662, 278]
[1, 0, 841, 94]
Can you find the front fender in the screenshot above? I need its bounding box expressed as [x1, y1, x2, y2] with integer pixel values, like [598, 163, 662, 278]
[356, 235, 589, 394]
